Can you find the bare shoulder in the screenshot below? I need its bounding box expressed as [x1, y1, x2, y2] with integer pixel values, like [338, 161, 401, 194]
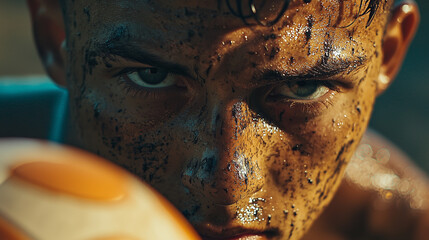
[303, 130, 429, 240]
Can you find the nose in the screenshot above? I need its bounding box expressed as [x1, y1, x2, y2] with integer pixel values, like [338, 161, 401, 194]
[181, 100, 265, 205]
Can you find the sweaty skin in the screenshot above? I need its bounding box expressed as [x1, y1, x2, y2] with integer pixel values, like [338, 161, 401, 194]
[65, 1, 386, 238]
[28, 0, 427, 239]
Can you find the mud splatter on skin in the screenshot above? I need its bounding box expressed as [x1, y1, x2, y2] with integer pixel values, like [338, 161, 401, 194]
[317, 140, 355, 203]
[63, 0, 393, 239]
[304, 15, 314, 44]
[322, 33, 333, 64]
[231, 102, 249, 138]
[269, 47, 281, 59]
[332, 0, 344, 27]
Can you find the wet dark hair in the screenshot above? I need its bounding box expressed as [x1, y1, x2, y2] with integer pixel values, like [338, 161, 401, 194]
[60, 0, 389, 28]
[225, 0, 387, 27]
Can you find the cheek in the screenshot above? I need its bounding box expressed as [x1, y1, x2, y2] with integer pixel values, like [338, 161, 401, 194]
[68, 78, 179, 183]
[260, 87, 374, 213]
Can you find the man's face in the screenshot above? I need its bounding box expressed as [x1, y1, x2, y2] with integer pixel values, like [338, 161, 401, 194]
[65, 0, 390, 239]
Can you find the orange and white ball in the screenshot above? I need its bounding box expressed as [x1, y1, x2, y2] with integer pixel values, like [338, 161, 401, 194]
[0, 139, 200, 240]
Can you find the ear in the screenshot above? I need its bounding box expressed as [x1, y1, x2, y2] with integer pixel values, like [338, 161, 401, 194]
[27, 0, 67, 86]
[377, 1, 420, 95]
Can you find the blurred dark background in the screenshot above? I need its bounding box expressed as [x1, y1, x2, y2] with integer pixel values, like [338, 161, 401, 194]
[0, 0, 43, 75]
[1, 0, 428, 173]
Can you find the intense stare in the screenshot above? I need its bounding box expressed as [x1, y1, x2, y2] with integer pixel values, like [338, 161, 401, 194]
[34, 0, 420, 239]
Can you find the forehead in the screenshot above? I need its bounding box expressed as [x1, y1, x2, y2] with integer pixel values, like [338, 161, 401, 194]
[72, 1, 388, 48]
[67, 0, 391, 79]
[71, 0, 391, 25]
[70, 0, 390, 33]
[69, 0, 391, 49]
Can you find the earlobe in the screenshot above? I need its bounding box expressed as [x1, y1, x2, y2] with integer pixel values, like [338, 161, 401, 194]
[27, 0, 67, 86]
[377, 1, 420, 95]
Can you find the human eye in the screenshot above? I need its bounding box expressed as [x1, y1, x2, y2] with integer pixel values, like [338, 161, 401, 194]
[267, 80, 331, 101]
[124, 67, 177, 88]
[116, 67, 187, 97]
[261, 80, 342, 118]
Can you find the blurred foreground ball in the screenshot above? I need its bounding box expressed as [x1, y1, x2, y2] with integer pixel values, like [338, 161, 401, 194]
[0, 138, 200, 240]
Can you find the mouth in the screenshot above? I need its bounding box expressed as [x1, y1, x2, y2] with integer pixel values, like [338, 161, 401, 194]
[201, 233, 268, 240]
[197, 226, 279, 240]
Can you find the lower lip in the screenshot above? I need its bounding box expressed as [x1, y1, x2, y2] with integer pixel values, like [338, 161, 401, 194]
[229, 234, 267, 240]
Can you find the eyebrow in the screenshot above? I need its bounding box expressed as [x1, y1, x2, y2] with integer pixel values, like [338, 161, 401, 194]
[259, 56, 367, 83]
[94, 39, 192, 77]
[94, 27, 366, 84]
